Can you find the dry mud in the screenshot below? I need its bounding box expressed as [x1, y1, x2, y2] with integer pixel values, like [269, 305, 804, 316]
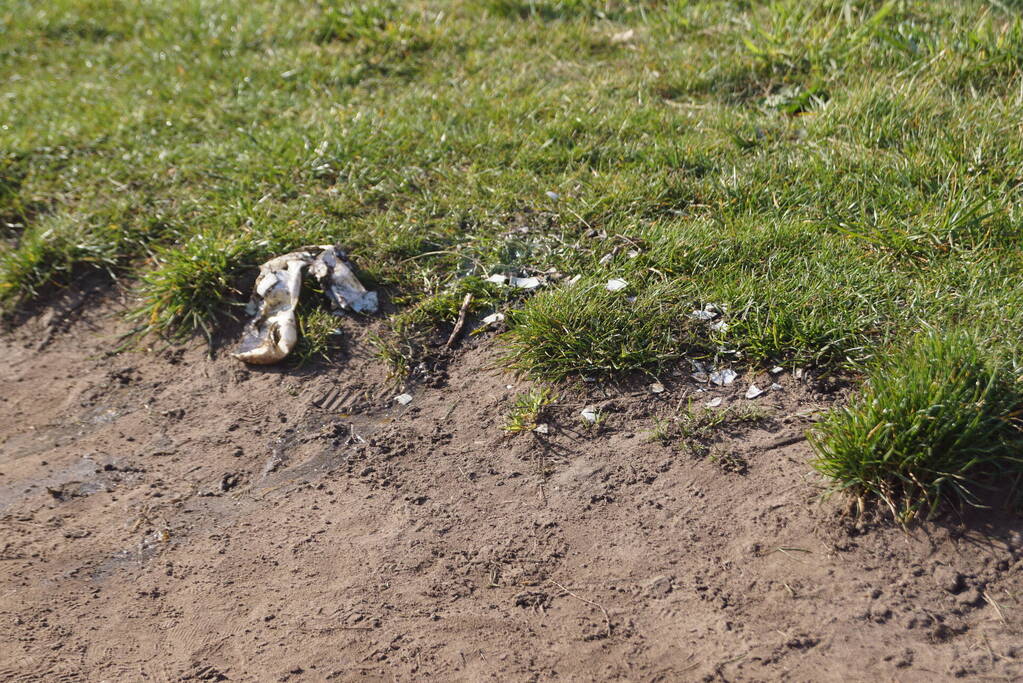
[2, 291, 1022, 682]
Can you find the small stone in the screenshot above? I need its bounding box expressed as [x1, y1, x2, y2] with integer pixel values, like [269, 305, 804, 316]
[650, 382, 665, 394]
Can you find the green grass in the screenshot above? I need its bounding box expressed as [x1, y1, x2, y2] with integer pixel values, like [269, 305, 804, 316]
[504, 387, 557, 433]
[5, 0, 1023, 514]
[810, 331, 1023, 521]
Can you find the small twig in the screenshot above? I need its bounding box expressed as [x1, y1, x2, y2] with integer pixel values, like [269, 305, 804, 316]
[549, 579, 612, 638]
[444, 293, 474, 349]
[983, 591, 1008, 624]
[771, 547, 812, 563]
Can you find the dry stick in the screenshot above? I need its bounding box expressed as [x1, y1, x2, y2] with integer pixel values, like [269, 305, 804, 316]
[983, 591, 1008, 624]
[549, 579, 612, 638]
[445, 293, 474, 349]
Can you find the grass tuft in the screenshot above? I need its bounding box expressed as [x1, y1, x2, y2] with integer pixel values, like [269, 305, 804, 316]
[0, 213, 118, 308]
[810, 330, 1023, 521]
[503, 386, 556, 433]
[128, 231, 255, 340]
[506, 278, 699, 381]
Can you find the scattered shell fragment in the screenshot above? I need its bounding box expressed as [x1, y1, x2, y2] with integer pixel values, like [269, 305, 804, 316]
[598, 253, 614, 266]
[533, 423, 550, 434]
[481, 312, 505, 325]
[606, 278, 628, 292]
[710, 368, 738, 386]
[487, 274, 542, 290]
[705, 397, 723, 408]
[745, 384, 765, 400]
[580, 406, 598, 423]
[545, 191, 560, 200]
[565, 274, 583, 286]
[509, 276, 542, 290]
[770, 382, 783, 391]
[650, 382, 665, 394]
[691, 372, 710, 383]
[771, 366, 784, 374]
[710, 320, 729, 333]
[610, 28, 635, 44]
[233, 245, 376, 365]
[395, 393, 413, 405]
[690, 310, 715, 321]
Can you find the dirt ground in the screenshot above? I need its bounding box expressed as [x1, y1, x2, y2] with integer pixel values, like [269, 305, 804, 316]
[2, 289, 1022, 682]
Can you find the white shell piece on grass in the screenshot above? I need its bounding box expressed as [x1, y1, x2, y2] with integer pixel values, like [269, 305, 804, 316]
[606, 278, 628, 292]
[598, 253, 614, 266]
[650, 382, 665, 394]
[610, 28, 635, 44]
[481, 312, 505, 325]
[545, 191, 560, 200]
[710, 320, 729, 333]
[745, 384, 765, 400]
[580, 406, 598, 423]
[233, 245, 377, 365]
[509, 276, 542, 290]
[691, 372, 710, 383]
[705, 397, 723, 408]
[771, 366, 784, 374]
[395, 393, 413, 405]
[533, 423, 550, 434]
[690, 310, 715, 321]
[710, 368, 738, 386]
[565, 274, 583, 286]
[486, 274, 508, 285]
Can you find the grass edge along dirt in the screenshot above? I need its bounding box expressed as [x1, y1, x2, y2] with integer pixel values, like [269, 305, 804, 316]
[810, 330, 1023, 523]
[6, 0, 1023, 519]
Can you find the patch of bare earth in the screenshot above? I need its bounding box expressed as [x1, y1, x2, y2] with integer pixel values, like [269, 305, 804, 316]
[1, 293, 1022, 681]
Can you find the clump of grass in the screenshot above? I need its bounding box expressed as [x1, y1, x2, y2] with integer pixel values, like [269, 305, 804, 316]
[506, 278, 698, 381]
[373, 275, 509, 378]
[294, 306, 344, 366]
[709, 447, 748, 476]
[810, 330, 1023, 522]
[651, 402, 769, 450]
[0, 213, 118, 309]
[128, 231, 255, 340]
[503, 386, 557, 433]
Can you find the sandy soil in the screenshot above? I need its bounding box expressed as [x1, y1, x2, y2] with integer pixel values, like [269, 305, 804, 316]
[2, 289, 1022, 682]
